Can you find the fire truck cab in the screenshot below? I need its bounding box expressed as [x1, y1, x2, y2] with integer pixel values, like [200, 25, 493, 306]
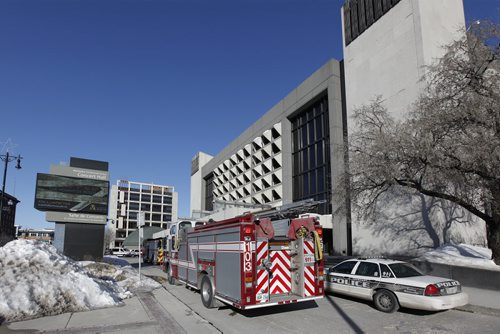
[165, 202, 325, 310]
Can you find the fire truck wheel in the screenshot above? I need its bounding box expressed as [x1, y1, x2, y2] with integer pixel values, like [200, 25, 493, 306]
[167, 264, 176, 285]
[201, 275, 216, 308]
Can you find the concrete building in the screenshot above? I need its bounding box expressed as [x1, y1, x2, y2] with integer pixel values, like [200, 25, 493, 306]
[109, 180, 178, 248]
[342, 0, 466, 121]
[17, 228, 54, 243]
[341, 0, 485, 255]
[190, 59, 348, 255]
[0, 191, 19, 246]
[190, 0, 486, 257]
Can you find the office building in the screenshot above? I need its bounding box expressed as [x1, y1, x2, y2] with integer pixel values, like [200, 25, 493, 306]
[190, 0, 485, 256]
[17, 228, 54, 243]
[191, 60, 348, 255]
[341, 0, 484, 253]
[109, 180, 178, 248]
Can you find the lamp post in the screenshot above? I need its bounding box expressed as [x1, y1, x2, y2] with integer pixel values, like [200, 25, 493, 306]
[0, 152, 23, 228]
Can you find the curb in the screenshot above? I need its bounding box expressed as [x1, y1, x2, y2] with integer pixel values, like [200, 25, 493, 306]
[456, 304, 500, 318]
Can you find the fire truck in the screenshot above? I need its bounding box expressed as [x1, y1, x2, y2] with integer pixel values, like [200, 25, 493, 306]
[164, 200, 325, 310]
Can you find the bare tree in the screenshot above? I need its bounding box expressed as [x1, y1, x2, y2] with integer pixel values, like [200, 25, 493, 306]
[346, 23, 500, 263]
[103, 221, 116, 250]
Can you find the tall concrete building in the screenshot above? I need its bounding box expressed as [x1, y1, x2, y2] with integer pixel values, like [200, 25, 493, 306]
[191, 60, 349, 255]
[342, 0, 466, 121]
[190, 0, 485, 256]
[109, 180, 178, 248]
[341, 0, 484, 254]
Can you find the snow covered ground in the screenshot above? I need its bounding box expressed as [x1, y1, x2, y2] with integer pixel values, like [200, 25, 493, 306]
[0, 239, 160, 323]
[417, 244, 500, 271]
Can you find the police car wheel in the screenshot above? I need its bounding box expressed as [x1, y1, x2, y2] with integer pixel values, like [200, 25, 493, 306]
[201, 275, 216, 308]
[373, 289, 399, 313]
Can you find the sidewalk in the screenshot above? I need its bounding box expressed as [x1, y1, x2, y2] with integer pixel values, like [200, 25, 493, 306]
[1, 263, 499, 333]
[0, 265, 220, 334]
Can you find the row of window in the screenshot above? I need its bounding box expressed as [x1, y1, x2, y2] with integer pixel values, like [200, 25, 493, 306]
[119, 184, 171, 195]
[343, 0, 401, 46]
[123, 203, 172, 212]
[291, 94, 332, 215]
[124, 212, 172, 221]
[123, 193, 172, 204]
[213, 125, 282, 176]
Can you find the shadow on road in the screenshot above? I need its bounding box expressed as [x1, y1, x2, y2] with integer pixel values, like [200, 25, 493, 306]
[327, 292, 443, 317]
[218, 300, 319, 318]
[325, 294, 364, 333]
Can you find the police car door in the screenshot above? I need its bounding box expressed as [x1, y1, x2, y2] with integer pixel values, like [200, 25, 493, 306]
[329, 260, 358, 294]
[350, 261, 381, 299]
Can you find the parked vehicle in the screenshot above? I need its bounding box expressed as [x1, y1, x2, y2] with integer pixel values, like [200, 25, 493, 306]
[110, 247, 130, 257]
[164, 200, 326, 310]
[153, 220, 205, 266]
[129, 249, 142, 257]
[326, 258, 469, 313]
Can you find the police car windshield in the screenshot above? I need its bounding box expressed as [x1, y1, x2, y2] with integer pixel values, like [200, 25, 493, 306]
[388, 263, 423, 278]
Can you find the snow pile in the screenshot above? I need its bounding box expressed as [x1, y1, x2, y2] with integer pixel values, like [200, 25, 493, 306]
[0, 239, 160, 323]
[83, 261, 160, 292]
[418, 244, 500, 271]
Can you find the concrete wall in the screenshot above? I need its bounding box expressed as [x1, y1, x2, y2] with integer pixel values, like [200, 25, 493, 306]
[190, 59, 348, 254]
[341, 0, 482, 256]
[343, 0, 465, 123]
[411, 260, 500, 291]
[189, 152, 213, 216]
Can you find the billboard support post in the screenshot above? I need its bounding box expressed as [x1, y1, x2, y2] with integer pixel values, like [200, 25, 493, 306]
[138, 211, 145, 282]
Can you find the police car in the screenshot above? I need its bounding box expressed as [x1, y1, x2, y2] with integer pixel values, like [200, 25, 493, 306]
[326, 258, 468, 313]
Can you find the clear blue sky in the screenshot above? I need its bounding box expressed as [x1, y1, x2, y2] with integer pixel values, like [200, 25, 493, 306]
[0, 0, 498, 229]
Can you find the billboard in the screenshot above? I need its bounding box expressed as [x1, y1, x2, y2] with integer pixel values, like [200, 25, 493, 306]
[35, 173, 109, 215]
[46, 212, 107, 225]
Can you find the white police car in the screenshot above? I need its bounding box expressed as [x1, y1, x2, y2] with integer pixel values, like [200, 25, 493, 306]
[326, 258, 468, 313]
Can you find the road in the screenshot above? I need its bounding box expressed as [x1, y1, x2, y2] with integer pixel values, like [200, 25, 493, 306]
[133, 260, 500, 334]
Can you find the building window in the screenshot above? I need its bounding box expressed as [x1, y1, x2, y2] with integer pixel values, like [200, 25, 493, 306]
[205, 173, 214, 211]
[343, 0, 401, 46]
[290, 94, 331, 214]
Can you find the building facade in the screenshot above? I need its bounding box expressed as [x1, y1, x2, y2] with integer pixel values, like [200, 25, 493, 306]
[190, 0, 486, 257]
[109, 180, 178, 248]
[17, 228, 54, 243]
[0, 192, 19, 246]
[341, 0, 485, 254]
[191, 59, 349, 256]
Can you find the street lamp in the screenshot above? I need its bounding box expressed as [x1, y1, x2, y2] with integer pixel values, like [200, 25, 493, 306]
[0, 152, 23, 228]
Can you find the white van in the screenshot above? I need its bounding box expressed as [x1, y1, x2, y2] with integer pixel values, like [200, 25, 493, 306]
[110, 247, 130, 257]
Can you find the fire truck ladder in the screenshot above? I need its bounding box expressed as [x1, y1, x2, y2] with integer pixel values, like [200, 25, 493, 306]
[253, 199, 326, 220]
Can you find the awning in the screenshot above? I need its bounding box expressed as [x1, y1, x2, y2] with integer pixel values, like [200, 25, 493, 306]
[122, 226, 164, 248]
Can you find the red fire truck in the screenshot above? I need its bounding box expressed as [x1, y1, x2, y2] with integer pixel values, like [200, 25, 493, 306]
[164, 201, 325, 310]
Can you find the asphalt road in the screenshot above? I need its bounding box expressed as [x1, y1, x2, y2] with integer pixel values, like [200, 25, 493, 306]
[161, 284, 499, 334]
[130, 258, 500, 334]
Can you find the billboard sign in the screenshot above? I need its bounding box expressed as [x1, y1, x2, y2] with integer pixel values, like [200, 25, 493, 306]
[35, 173, 109, 215]
[46, 212, 107, 225]
[49, 165, 108, 181]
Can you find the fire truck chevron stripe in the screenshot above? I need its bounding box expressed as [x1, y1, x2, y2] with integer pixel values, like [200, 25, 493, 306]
[271, 274, 291, 294]
[270, 250, 291, 294]
[304, 266, 315, 296]
[304, 240, 314, 254]
[255, 241, 269, 303]
[303, 240, 315, 296]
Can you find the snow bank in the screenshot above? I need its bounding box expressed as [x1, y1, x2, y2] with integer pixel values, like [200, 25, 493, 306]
[418, 244, 500, 271]
[0, 239, 160, 323]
